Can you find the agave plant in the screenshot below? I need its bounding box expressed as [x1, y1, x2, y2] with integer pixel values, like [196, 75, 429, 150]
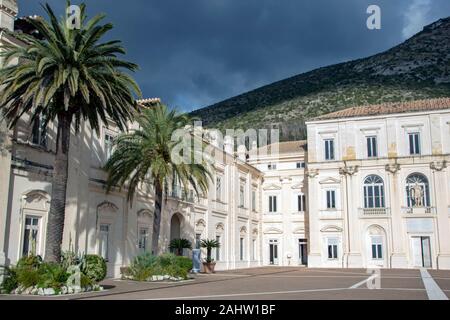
[169, 238, 192, 256]
[200, 239, 220, 263]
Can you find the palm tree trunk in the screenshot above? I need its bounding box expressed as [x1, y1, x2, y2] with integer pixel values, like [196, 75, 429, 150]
[151, 181, 163, 255]
[45, 114, 71, 262]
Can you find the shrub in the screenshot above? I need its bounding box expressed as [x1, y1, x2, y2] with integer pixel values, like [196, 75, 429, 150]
[132, 252, 156, 269]
[81, 255, 107, 282]
[16, 267, 40, 288]
[61, 250, 83, 269]
[175, 256, 193, 272]
[80, 273, 93, 288]
[37, 263, 69, 290]
[1, 267, 18, 293]
[16, 255, 42, 270]
[155, 253, 177, 268]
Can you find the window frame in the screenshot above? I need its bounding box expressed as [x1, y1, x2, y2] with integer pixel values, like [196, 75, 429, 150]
[326, 190, 336, 209]
[324, 139, 335, 161]
[366, 136, 378, 158]
[408, 132, 421, 155]
[268, 195, 278, 213]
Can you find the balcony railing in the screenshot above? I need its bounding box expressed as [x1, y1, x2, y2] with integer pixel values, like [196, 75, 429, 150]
[168, 185, 206, 205]
[213, 199, 228, 212]
[359, 208, 390, 217]
[401, 206, 436, 215]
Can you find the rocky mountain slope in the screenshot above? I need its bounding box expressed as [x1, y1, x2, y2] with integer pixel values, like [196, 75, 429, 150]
[190, 17, 450, 141]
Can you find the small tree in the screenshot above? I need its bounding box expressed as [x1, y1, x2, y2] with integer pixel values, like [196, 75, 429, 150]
[169, 238, 192, 256]
[200, 239, 220, 263]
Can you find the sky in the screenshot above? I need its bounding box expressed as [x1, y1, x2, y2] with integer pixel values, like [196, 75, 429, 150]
[20, 0, 450, 112]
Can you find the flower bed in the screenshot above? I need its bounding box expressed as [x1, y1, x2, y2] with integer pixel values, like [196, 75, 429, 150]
[121, 253, 193, 282]
[0, 253, 107, 296]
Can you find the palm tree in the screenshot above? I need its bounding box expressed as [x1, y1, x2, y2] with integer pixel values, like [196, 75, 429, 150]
[200, 239, 220, 263]
[169, 238, 192, 256]
[104, 104, 212, 255]
[0, 3, 141, 262]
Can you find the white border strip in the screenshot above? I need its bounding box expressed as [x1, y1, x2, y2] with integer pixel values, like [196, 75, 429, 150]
[420, 268, 448, 300]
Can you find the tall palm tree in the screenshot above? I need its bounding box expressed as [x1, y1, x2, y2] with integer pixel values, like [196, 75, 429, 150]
[0, 3, 141, 262]
[104, 104, 212, 255]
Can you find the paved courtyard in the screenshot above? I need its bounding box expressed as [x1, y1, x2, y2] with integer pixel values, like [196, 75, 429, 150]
[1, 267, 450, 300]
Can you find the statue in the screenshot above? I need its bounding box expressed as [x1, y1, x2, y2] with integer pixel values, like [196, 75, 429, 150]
[409, 182, 424, 207]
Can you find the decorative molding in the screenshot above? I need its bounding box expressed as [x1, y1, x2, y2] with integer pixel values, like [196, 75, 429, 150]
[97, 201, 119, 212]
[385, 163, 400, 174]
[195, 218, 207, 228]
[320, 225, 343, 233]
[319, 177, 341, 185]
[252, 228, 258, 236]
[306, 169, 319, 178]
[339, 165, 359, 176]
[239, 226, 247, 235]
[430, 160, 447, 172]
[137, 209, 153, 219]
[291, 183, 303, 190]
[262, 183, 282, 191]
[263, 227, 283, 234]
[293, 227, 305, 234]
[216, 222, 225, 232]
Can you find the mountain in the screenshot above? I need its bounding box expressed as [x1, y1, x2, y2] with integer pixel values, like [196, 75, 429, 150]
[190, 17, 450, 141]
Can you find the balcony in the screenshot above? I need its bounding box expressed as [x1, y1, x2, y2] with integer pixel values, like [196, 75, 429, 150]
[401, 206, 436, 215]
[358, 208, 390, 218]
[238, 205, 249, 216]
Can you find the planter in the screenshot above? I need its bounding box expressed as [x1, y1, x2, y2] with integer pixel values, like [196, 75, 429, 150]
[202, 262, 216, 274]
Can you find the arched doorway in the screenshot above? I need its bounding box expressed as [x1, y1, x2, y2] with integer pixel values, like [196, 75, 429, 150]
[170, 214, 181, 240]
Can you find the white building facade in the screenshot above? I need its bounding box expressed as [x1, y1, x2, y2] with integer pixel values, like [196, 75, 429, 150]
[2, 1, 450, 279]
[306, 99, 450, 270]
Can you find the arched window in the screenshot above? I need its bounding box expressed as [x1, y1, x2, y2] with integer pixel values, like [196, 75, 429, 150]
[363, 175, 385, 208]
[406, 173, 430, 207]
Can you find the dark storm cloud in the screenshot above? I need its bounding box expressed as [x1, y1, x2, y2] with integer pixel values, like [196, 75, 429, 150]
[20, 0, 450, 111]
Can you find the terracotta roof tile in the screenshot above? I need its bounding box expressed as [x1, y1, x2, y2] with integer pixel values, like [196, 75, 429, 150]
[311, 98, 450, 121]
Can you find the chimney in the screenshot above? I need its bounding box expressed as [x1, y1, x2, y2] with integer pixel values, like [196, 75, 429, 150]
[0, 0, 18, 31]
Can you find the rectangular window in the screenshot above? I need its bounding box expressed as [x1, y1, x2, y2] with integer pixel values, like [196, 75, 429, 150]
[326, 190, 336, 209]
[298, 194, 306, 212]
[327, 238, 339, 260]
[31, 116, 47, 148]
[195, 233, 201, 249]
[239, 185, 245, 208]
[324, 139, 335, 160]
[22, 216, 40, 257]
[296, 162, 306, 169]
[268, 163, 277, 170]
[371, 236, 383, 260]
[408, 132, 420, 155]
[104, 133, 114, 160]
[99, 224, 110, 261]
[240, 237, 244, 261]
[215, 235, 221, 261]
[138, 227, 149, 252]
[367, 136, 378, 158]
[252, 190, 256, 212]
[216, 176, 222, 201]
[269, 196, 277, 213]
[252, 239, 257, 260]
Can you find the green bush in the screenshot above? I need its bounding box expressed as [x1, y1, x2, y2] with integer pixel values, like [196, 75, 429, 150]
[133, 252, 156, 269]
[155, 253, 177, 268]
[81, 255, 107, 282]
[80, 273, 93, 288]
[128, 253, 191, 281]
[37, 263, 69, 290]
[175, 256, 193, 272]
[16, 267, 40, 288]
[16, 255, 42, 270]
[1, 267, 18, 293]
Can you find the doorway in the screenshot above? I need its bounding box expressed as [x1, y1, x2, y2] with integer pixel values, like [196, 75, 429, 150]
[170, 214, 181, 240]
[298, 239, 308, 265]
[269, 239, 279, 265]
[411, 236, 432, 268]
